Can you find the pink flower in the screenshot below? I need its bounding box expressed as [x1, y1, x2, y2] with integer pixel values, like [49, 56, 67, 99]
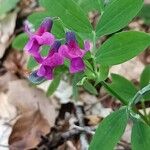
[24, 18, 55, 63]
[59, 32, 90, 73]
[36, 41, 64, 80]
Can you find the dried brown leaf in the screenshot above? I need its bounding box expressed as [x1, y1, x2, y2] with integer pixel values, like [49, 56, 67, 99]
[9, 110, 50, 150]
[7, 80, 56, 126]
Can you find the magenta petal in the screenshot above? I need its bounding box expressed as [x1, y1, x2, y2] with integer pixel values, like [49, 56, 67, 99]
[37, 65, 53, 80]
[37, 65, 46, 77]
[48, 40, 61, 57]
[24, 39, 43, 63]
[41, 32, 55, 45]
[36, 17, 53, 35]
[24, 38, 34, 52]
[59, 45, 71, 58]
[34, 32, 55, 46]
[42, 53, 64, 67]
[70, 57, 85, 73]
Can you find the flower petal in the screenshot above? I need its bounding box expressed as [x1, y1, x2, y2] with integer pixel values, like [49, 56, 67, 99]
[37, 65, 53, 80]
[66, 31, 77, 46]
[34, 32, 55, 46]
[59, 45, 70, 58]
[70, 57, 85, 73]
[24, 39, 43, 63]
[36, 17, 53, 35]
[42, 53, 64, 67]
[48, 40, 61, 57]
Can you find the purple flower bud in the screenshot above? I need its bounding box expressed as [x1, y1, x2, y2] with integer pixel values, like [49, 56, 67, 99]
[48, 40, 61, 57]
[66, 32, 77, 45]
[36, 17, 53, 35]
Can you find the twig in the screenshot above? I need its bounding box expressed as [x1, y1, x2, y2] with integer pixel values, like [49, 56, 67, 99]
[71, 125, 95, 135]
[75, 105, 89, 150]
[35, 128, 85, 150]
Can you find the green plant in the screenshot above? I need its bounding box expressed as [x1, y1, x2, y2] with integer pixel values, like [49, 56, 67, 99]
[12, 0, 150, 149]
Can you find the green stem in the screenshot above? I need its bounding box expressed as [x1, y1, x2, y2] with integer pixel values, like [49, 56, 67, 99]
[92, 30, 96, 55]
[131, 84, 150, 104]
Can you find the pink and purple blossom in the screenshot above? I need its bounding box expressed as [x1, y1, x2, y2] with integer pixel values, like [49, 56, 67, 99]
[24, 18, 55, 63]
[59, 32, 90, 73]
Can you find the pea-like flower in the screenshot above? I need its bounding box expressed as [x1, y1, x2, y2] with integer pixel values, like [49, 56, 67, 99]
[24, 18, 55, 63]
[59, 32, 90, 73]
[36, 41, 64, 80]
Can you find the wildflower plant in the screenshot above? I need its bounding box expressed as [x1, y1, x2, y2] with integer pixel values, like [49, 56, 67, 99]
[13, 0, 150, 149]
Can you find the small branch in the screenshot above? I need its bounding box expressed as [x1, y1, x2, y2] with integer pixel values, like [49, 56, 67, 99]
[35, 128, 86, 150]
[75, 105, 89, 150]
[71, 125, 95, 135]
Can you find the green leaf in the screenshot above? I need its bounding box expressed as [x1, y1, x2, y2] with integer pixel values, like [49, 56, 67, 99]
[12, 33, 28, 51]
[74, 0, 104, 13]
[140, 65, 150, 88]
[27, 57, 38, 70]
[101, 81, 126, 104]
[140, 65, 150, 100]
[72, 72, 84, 100]
[39, 0, 93, 33]
[89, 107, 128, 150]
[96, 31, 150, 66]
[0, 0, 19, 15]
[131, 120, 150, 150]
[83, 80, 98, 95]
[47, 75, 61, 96]
[96, 65, 109, 83]
[107, 74, 138, 104]
[96, 0, 143, 37]
[138, 4, 150, 25]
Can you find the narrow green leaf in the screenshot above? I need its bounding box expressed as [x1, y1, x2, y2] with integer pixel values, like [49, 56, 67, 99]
[83, 80, 98, 95]
[98, 65, 109, 81]
[72, 72, 84, 100]
[39, 0, 93, 33]
[47, 75, 61, 96]
[138, 4, 150, 25]
[101, 81, 126, 104]
[131, 120, 150, 150]
[12, 33, 28, 51]
[89, 107, 128, 150]
[140, 65, 150, 88]
[27, 57, 38, 70]
[96, 0, 143, 37]
[108, 74, 138, 104]
[140, 65, 150, 100]
[96, 31, 150, 66]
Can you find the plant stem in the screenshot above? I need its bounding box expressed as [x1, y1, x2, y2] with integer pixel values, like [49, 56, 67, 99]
[92, 30, 96, 55]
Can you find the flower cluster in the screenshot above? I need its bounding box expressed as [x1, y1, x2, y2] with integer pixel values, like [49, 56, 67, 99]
[24, 18, 90, 80]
